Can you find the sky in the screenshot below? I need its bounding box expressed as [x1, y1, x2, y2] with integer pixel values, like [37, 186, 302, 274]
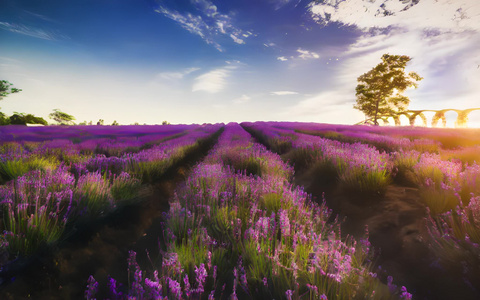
[1, 0, 479, 126]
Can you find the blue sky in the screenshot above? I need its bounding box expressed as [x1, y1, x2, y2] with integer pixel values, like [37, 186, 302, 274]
[1, 0, 479, 126]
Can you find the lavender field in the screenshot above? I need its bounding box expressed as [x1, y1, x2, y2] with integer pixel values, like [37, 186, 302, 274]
[1, 123, 480, 299]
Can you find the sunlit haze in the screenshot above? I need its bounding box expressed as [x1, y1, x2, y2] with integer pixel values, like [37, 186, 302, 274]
[1, 0, 479, 126]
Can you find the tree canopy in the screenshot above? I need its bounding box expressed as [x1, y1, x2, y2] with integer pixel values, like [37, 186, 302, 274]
[49, 109, 76, 125]
[0, 80, 22, 100]
[9, 113, 48, 125]
[354, 54, 422, 125]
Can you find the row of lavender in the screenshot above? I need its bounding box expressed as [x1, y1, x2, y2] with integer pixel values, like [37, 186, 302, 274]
[242, 122, 393, 199]
[281, 122, 480, 163]
[0, 124, 197, 142]
[242, 121, 480, 297]
[88, 123, 411, 299]
[0, 124, 222, 261]
[0, 125, 196, 183]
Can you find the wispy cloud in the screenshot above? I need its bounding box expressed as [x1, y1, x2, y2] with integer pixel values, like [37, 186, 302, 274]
[23, 10, 59, 24]
[156, 67, 200, 80]
[271, 91, 298, 96]
[269, 0, 302, 10]
[276, 48, 320, 62]
[233, 94, 251, 104]
[155, 0, 252, 51]
[192, 60, 241, 93]
[0, 22, 67, 41]
[192, 68, 229, 93]
[296, 48, 320, 59]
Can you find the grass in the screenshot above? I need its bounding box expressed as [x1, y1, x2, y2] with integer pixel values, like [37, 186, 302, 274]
[75, 171, 112, 216]
[339, 166, 391, 199]
[1, 167, 74, 256]
[110, 171, 141, 203]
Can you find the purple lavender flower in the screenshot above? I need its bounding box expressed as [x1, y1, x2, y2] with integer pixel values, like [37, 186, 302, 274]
[168, 277, 182, 299]
[400, 286, 412, 299]
[285, 289, 293, 300]
[85, 275, 98, 300]
[194, 263, 208, 294]
[184, 274, 191, 297]
[108, 277, 123, 300]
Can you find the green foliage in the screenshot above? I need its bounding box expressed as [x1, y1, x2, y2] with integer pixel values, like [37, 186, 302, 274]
[49, 109, 76, 125]
[0, 159, 30, 183]
[0, 156, 58, 183]
[75, 172, 112, 216]
[269, 137, 293, 154]
[339, 166, 391, 199]
[110, 173, 141, 203]
[0, 111, 10, 125]
[259, 192, 283, 215]
[0, 81, 46, 126]
[391, 151, 420, 186]
[8, 113, 47, 125]
[4, 199, 66, 256]
[420, 188, 458, 215]
[354, 54, 422, 125]
[162, 120, 170, 125]
[0, 80, 22, 99]
[282, 147, 322, 172]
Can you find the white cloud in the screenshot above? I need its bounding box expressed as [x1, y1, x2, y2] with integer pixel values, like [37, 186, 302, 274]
[230, 34, 244, 44]
[309, 0, 480, 33]
[307, 0, 480, 116]
[297, 48, 320, 59]
[192, 60, 242, 93]
[156, 67, 200, 80]
[155, 0, 252, 51]
[192, 68, 230, 93]
[271, 91, 298, 96]
[233, 94, 251, 104]
[277, 56, 288, 61]
[0, 22, 68, 41]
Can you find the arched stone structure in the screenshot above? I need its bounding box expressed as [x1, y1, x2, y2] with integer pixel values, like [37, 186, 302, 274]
[357, 108, 480, 127]
[432, 111, 447, 127]
[406, 110, 427, 126]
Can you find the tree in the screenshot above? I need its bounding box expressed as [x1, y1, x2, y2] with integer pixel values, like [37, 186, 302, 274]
[162, 120, 170, 125]
[9, 112, 48, 125]
[0, 80, 22, 100]
[112, 120, 119, 126]
[1, 80, 22, 125]
[49, 109, 76, 125]
[354, 54, 422, 125]
[0, 111, 10, 125]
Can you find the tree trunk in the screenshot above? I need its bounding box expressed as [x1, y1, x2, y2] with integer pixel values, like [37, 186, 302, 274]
[373, 99, 380, 126]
